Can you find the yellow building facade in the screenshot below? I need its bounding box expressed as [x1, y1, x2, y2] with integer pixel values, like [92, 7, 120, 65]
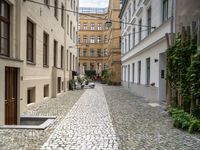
[79, 9, 108, 76]
[79, 3, 121, 84]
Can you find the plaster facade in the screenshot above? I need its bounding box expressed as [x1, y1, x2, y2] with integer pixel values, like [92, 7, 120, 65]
[0, 0, 78, 125]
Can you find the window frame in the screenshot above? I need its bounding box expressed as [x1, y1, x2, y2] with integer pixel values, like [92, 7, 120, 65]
[43, 32, 49, 67]
[0, 0, 10, 57]
[27, 20, 35, 63]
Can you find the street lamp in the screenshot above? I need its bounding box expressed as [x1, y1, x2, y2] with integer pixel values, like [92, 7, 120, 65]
[105, 20, 112, 28]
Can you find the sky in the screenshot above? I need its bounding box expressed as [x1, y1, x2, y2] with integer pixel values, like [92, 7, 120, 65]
[79, 0, 109, 8]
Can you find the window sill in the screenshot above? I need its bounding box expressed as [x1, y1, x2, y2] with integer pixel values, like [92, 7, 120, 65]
[43, 65, 49, 68]
[27, 61, 36, 65]
[0, 55, 23, 62]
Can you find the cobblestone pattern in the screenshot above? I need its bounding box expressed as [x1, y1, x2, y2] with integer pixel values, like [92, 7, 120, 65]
[103, 85, 200, 150]
[0, 90, 84, 150]
[41, 85, 118, 150]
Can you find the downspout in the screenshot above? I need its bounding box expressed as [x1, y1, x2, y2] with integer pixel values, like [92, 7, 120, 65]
[64, 0, 67, 92]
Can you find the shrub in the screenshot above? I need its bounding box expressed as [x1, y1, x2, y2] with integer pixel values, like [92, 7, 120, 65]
[192, 106, 200, 119]
[168, 107, 200, 133]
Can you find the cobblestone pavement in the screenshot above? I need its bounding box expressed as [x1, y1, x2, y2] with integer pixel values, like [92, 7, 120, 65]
[0, 90, 84, 150]
[103, 85, 200, 150]
[41, 84, 118, 150]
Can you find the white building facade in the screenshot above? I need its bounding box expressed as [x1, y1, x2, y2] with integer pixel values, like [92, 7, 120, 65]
[0, 0, 79, 125]
[120, 0, 172, 101]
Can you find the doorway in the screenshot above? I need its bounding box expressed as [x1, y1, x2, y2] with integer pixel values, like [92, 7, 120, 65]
[5, 67, 18, 125]
[159, 53, 167, 101]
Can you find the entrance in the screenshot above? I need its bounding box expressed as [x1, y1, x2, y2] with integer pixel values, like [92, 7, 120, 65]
[5, 67, 18, 125]
[159, 53, 167, 101]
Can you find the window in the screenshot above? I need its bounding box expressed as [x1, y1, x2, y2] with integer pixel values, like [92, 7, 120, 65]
[83, 50, 87, 56]
[54, 0, 58, 19]
[128, 34, 131, 51]
[44, 0, 50, 7]
[91, 23, 95, 30]
[146, 58, 150, 85]
[61, 46, 64, 68]
[90, 50, 94, 57]
[78, 35, 80, 44]
[73, 27, 75, 42]
[53, 40, 58, 67]
[73, 55, 75, 70]
[44, 85, 49, 98]
[90, 62, 94, 70]
[70, 21, 72, 39]
[0, 0, 10, 56]
[43, 32, 49, 66]
[83, 62, 87, 70]
[128, 7, 131, 21]
[132, 28, 135, 47]
[97, 36, 101, 43]
[147, 7, 152, 35]
[71, 0, 73, 9]
[104, 49, 107, 56]
[67, 50, 69, 71]
[132, 63, 135, 83]
[133, 0, 136, 14]
[83, 35, 88, 44]
[138, 61, 141, 84]
[83, 23, 88, 30]
[78, 23, 80, 30]
[70, 53, 72, 70]
[98, 23, 102, 30]
[61, 4, 64, 27]
[139, 19, 142, 42]
[67, 15, 69, 34]
[27, 20, 35, 62]
[27, 87, 35, 104]
[104, 35, 107, 43]
[90, 36, 95, 43]
[57, 77, 61, 93]
[97, 49, 101, 57]
[73, 0, 75, 13]
[163, 0, 168, 22]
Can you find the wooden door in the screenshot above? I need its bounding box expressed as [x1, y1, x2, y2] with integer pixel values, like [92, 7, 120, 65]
[5, 67, 18, 125]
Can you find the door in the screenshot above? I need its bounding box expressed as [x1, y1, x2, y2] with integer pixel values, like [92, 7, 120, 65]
[159, 53, 167, 101]
[5, 67, 18, 125]
[128, 65, 130, 88]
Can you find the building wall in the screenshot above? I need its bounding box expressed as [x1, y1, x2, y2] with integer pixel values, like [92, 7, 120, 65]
[79, 13, 108, 75]
[120, 0, 172, 101]
[175, 0, 200, 32]
[106, 0, 121, 84]
[0, 0, 78, 125]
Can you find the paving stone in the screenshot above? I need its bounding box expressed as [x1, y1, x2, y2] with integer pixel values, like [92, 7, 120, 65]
[0, 90, 84, 150]
[103, 85, 200, 150]
[40, 84, 118, 149]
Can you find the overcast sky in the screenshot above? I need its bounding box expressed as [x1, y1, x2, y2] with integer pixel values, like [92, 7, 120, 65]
[79, 0, 109, 8]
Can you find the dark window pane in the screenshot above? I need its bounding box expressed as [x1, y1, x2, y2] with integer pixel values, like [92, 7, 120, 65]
[1, 38, 8, 54]
[1, 1, 9, 19]
[1, 22, 9, 38]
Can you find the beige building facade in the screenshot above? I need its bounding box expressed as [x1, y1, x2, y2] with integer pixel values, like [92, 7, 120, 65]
[0, 0, 78, 125]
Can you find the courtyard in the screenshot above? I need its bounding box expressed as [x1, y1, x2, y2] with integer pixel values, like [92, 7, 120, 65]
[0, 84, 200, 150]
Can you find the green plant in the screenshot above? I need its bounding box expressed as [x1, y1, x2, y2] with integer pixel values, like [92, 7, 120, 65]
[69, 80, 75, 90]
[192, 106, 200, 119]
[168, 107, 200, 133]
[85, 70, 96, 79]
[189, 119, 200, 133]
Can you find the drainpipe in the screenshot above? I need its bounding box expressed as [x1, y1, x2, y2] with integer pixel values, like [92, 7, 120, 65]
[64, 0, 67, 92]
[171, 0, 175, 45]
